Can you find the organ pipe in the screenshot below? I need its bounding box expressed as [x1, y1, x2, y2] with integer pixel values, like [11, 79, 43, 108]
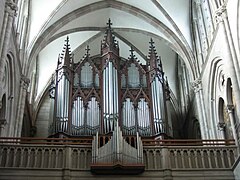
[50, 20, 171, 138]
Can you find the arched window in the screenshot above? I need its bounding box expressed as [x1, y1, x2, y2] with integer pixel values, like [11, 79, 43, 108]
[218, 98, 233, 139]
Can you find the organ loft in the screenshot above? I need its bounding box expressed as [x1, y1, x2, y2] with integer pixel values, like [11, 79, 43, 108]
[1, 1, 239, 179]
[48, 19, 172, 173]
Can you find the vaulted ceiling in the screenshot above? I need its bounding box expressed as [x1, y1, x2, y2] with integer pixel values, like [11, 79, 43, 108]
[26, 0, 194, 99]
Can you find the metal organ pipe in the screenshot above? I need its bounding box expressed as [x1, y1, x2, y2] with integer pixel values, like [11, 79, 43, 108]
[55, 73, 70, 133]
[103, 61, 119, 133]
[151, 77, 165, 134]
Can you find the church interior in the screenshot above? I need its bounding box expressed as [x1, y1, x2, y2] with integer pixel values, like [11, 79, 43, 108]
[0, 0, 240, 179]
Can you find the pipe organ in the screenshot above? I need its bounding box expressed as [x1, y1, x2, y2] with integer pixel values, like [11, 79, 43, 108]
[49, 19, 171, 138]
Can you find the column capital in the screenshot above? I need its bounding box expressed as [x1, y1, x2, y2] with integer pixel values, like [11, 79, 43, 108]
[21, 75, 30, 90]
[217, 122, 226, 131]
[191, 78, 202, 92]
[215, 5, 227, 24]
[5, 0, 18, 17]
[226, 104, 234, 113]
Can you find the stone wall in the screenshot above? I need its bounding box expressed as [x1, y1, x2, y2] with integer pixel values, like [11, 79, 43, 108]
[35, 95, 53, 137]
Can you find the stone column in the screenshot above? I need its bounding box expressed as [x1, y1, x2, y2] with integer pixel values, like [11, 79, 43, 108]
[215, 5, 240, 119]
[0, 0, 17, 97]
[192, 79, 209, 139]
[14, 75, 29, 137]
[226, 105, 239, 147]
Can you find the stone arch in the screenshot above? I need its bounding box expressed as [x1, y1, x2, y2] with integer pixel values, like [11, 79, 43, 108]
[3, 53, 17, 137]
[208, 57, 222, 139]
[6, 54, 15, 96]
[27, 1, 195, 80]
[218, 98, 233, 140]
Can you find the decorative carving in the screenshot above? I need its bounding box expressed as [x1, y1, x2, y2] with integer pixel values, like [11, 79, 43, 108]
[226, 104, 234, 113]
[215, 4, 227, 24]
[191, 78, 202, 93]
[20, 75, 30, 90]
[5, 0, 18, 16]
[217, 122, 226, 131]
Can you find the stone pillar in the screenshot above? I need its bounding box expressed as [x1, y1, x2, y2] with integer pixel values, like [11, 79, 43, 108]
[14, 75, 29, 137]
[215, 5, 240, 119]
[0, 0, 17, 97]
[192, 79, 209, 139]
[226, 105, 239, 147]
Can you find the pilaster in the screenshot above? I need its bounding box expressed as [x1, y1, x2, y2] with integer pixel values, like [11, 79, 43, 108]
[226, 104, 239, 148]
[14, 75, 30, 137]
[191, 78, 209, 139]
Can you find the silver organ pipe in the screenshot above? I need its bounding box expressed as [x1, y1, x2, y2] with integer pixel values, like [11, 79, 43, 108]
[122, 99, 135, 135]
[103, 61, 118, 133]
[72, 97, 84, 135]
[137, 98, 150, 136]
[151, 77, 165, 134]
[55, 74, 69, 133]
[92, 122, 144, 166]
[86, 97, 100, 135]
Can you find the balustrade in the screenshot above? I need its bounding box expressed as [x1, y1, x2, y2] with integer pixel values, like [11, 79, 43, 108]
[0, 144, 91, 170]
[0, 138, 237, 171]
[143, 146, 237, 170]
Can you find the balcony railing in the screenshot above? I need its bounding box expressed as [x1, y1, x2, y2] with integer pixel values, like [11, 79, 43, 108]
[0, 137, 238, 170]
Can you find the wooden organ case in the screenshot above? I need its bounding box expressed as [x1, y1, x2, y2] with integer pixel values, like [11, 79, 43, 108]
[49, 19, 172, 174]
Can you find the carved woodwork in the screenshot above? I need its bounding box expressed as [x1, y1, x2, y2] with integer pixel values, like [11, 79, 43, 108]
[49, 19, 171, 138]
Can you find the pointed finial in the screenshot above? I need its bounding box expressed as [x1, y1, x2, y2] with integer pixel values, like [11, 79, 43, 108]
[65, 36, 69, 45]
[107, 18, 112, 29]
[85, 45, 90, 57]
[150, 38, 154, 47]
[129, 46, 134, 57]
